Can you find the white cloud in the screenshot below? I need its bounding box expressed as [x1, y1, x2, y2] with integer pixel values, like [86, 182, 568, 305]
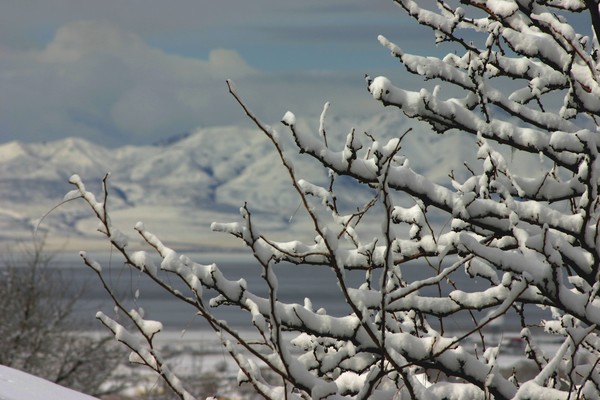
[37, 21, 143, 63]
[0, 21, 251, 144]
[0, 20, 396, 146]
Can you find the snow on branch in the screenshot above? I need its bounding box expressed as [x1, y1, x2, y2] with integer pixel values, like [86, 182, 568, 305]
[66, 1, 600, 398]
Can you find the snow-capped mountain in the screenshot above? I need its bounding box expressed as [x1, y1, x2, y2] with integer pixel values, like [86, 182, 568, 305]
[0, 111, 546, 251]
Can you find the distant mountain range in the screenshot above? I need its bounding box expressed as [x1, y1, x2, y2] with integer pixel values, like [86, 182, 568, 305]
[0, 111, 546, 253]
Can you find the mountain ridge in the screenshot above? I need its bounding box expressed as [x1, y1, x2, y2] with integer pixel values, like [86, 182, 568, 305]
[0, 111, 542, 251]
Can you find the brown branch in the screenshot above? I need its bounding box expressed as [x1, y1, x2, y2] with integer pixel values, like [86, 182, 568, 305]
[585, 0, 600, 44]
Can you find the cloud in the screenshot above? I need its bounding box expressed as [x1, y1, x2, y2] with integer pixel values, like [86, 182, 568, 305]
[0, 21, 254, 145]
[0, 20, 392, 146]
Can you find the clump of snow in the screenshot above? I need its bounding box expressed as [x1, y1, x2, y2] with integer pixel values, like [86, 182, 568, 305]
[281, 111, 296, 126]
[79, 251, 102, 272]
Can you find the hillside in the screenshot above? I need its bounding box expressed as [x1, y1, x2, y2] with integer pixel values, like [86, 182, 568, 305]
[0, 111, 546, 252]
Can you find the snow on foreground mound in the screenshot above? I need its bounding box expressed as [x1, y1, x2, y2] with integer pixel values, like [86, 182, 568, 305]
[0, 365, 98, 400]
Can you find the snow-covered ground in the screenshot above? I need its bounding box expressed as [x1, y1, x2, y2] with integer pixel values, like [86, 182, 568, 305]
[0, 365, 98, 400]
[3, 329, 561, 400]
[0, 327, 568, 400]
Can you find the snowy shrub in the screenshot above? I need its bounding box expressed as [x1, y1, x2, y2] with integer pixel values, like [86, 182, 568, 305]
[0, 239, 123, 397]
[69, 1, 600, 399]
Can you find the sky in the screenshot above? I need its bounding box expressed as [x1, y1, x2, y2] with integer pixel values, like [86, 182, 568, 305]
[0, 1, 436, 147]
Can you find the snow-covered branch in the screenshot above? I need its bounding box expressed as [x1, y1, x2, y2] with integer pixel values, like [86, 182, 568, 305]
[68, 1, 600, 398]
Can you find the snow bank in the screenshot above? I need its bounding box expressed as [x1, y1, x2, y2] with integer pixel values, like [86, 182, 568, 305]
[0, 365, 98, 400]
